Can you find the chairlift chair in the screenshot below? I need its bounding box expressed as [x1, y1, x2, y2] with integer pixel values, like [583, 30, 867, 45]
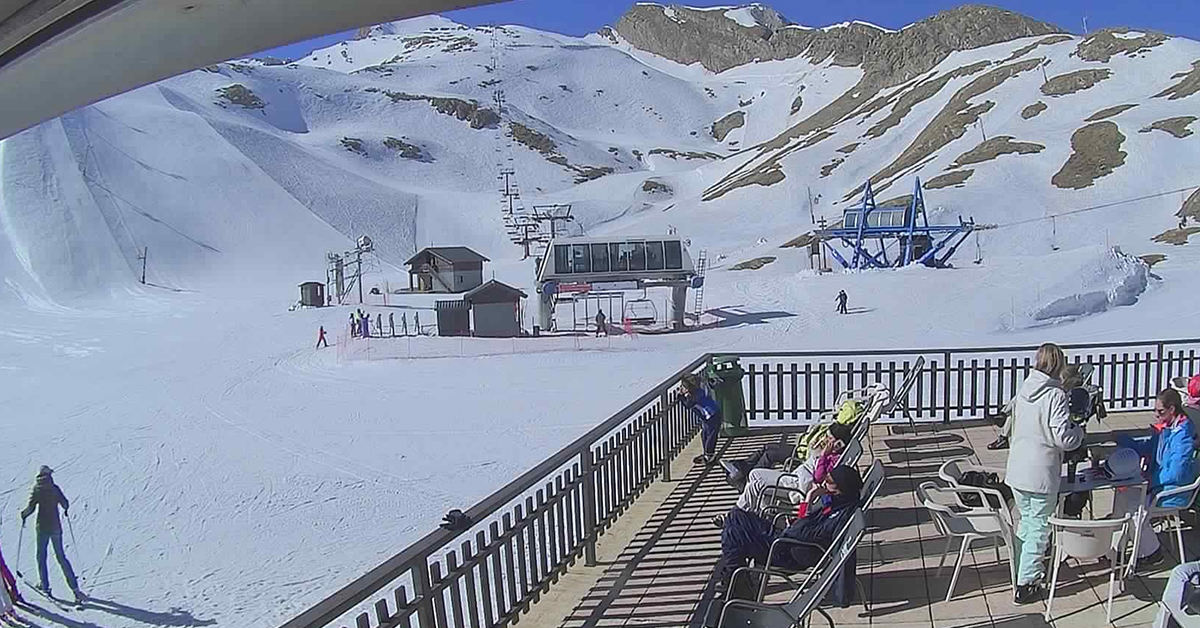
[623, 297, 658, 325]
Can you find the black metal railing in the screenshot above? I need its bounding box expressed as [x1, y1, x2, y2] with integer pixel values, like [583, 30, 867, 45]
[281, 337, 1200, 628]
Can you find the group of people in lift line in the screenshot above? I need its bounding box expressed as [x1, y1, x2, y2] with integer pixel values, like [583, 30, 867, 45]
[318, 309, 424, 348]
[680, 341, 1200, 616]
[0, 466, 84, 623]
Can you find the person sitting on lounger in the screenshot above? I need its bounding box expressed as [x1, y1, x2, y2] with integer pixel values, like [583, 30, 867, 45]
[714, 465, 863, 606]
[719, 399, 861, 487]
[713, 423, 852, 527]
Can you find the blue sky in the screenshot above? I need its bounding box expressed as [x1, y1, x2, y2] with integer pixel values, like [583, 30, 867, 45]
[259, 0, 1197, 61]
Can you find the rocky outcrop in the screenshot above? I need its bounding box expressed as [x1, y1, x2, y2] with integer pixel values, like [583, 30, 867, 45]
[950, 136, 1044, 168]
[712, 111, 746, 141]
[1140, 116, 1199, 138]
[1084, 104, 1137, 122]
[1072, 28, 1168, 62]
[1155, 61, 1200, 101]
[382, 91, 500, 129]
[1051, 122, 1127, 190]
[1042, 69, 1112, 97]
[924, 170, 974, 189]
[215, 84, 265, 110]
[614, 4, 1061, 83]
[1021, 101, 1047, 119]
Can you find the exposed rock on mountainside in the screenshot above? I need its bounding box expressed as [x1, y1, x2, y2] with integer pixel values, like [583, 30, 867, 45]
[1155, 60, 1200, 100]
[924, 170, 975, 189]
[1181, 189, 1200, 221]
[382, 91, 500, 128]
[615, 4, 1061, 82]
[215, 84, 265, 110]
[1052, 122, 1127, 189]
[712, 111, 746, 141]
[641, 179, 673, 194]
[1072, 28, 1169, 62]
[1003, 34, 1073, 62]
[950, 136, 1044, 168]
[1085, 104, 1137, 121]
[1140, 116, 1198, 138]
[1022, 101, 1047, 119]
[1042, 69, 1112, 97]
[729, 256, 776, 270]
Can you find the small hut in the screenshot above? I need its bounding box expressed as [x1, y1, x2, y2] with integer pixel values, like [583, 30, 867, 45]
[299, 281, 325, 307]
[405, 247, 489, 293]
[464, 280, 527, 338]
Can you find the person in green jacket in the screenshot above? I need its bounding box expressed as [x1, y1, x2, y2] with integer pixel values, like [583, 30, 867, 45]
[20, 466, 81, 602]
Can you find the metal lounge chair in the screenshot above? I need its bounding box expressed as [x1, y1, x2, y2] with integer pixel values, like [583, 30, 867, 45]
[718, 510, 867, 628]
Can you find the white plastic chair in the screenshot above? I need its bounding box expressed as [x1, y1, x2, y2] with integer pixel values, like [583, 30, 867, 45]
[1148, 474, 1200, 561]
[918, 481, 1014, 602]
[1046, 515, 1131, 622]
[938, 459, 1009, 511]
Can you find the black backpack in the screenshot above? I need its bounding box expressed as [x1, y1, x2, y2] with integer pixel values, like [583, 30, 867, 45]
[958, 471, 1010, 509]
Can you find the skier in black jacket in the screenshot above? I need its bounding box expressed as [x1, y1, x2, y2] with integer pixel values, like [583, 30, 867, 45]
[20, 466, 82, 603]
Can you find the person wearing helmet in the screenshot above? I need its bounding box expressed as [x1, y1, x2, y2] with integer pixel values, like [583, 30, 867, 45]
[19, 466, 82, 603]
[1115, 388, 1198, 569]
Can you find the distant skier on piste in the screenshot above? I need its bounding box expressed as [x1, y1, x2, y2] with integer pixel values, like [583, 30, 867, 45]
[316, 326, 328, 349]
[835, 290, 848, 315]
[20, 466, 83, 605]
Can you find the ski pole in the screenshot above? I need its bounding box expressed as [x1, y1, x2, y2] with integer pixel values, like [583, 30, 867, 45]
[14, 522, 24, 579]
[66, 513, 77, 552]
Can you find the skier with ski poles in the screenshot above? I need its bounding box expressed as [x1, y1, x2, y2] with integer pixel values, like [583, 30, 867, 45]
[20, 466, 83, 604]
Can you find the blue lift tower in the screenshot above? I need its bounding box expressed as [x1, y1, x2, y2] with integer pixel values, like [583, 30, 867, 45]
[818, 178, 975, 270]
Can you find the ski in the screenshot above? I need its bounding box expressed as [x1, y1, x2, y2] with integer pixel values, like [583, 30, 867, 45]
[18, 580, 82, 611]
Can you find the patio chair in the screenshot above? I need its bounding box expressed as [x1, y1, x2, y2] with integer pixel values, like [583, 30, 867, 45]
[719, 510, 867, 628]
[755, 461, 885, 603]
[1148, 474, 1200, 561]
[1045, 515, 1131, 622]
[938, 459, 1009, 511]
[918, 481, 1014, 602]
[882, 356, 925, 431]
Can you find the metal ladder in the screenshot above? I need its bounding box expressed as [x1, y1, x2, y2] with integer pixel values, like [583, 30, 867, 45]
[691, 249, 708, 322]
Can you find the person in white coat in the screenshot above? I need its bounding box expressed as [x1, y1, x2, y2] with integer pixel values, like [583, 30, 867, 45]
[1004, 343, 1085, 604]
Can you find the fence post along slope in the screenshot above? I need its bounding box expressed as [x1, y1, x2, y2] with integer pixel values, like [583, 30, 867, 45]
[282, 338, 1200, 628]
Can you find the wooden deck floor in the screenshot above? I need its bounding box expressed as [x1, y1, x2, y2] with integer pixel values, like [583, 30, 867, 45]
[525, 411, 1196, 628]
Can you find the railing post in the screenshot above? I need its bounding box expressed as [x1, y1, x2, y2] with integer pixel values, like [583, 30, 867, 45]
[1157, 342, 1165, 396]
[580, 448, 599, 567]
[942, 351, 952, 424]
[660, 389, 672, 483]
[410, 561, 435, 628]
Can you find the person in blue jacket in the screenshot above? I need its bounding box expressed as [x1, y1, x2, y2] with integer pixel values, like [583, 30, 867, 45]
[714, 465, 862, 606]
[1116, 388, 1198, 568]
[681, 375, 722, 465]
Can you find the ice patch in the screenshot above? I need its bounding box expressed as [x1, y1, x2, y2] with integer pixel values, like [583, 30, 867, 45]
[1023, 247, 1151, 326]
[724, 7, 760, 28]
[821, 20, 898, 33]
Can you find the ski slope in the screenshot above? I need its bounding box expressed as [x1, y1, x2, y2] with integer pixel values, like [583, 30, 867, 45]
[1, 7, 1200, 627]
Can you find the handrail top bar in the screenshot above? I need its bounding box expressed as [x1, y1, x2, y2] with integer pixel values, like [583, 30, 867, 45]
[278, 352, 712, 628]
[722, 337, 1200, 360]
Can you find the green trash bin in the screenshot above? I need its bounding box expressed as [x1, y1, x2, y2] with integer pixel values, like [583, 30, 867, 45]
[708, 356, 748, 436]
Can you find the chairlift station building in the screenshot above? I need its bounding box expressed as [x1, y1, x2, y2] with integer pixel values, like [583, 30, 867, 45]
[405, 247, 489, 294]
[536, 236, 699, 332]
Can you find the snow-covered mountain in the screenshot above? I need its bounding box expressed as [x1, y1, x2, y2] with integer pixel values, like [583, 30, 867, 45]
[3, 3, 1199, 309]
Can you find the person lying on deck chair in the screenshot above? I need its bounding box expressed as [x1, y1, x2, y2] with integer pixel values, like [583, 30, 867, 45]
[719, 398, 862, 487]
[712, 423, 852, 528]
[714, 465, 863, 607]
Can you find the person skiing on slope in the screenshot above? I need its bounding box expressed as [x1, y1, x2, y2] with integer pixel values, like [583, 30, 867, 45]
[316, 326, 328, 349]
[20, 466, 82, 603]
[835, 290, 848, 315]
